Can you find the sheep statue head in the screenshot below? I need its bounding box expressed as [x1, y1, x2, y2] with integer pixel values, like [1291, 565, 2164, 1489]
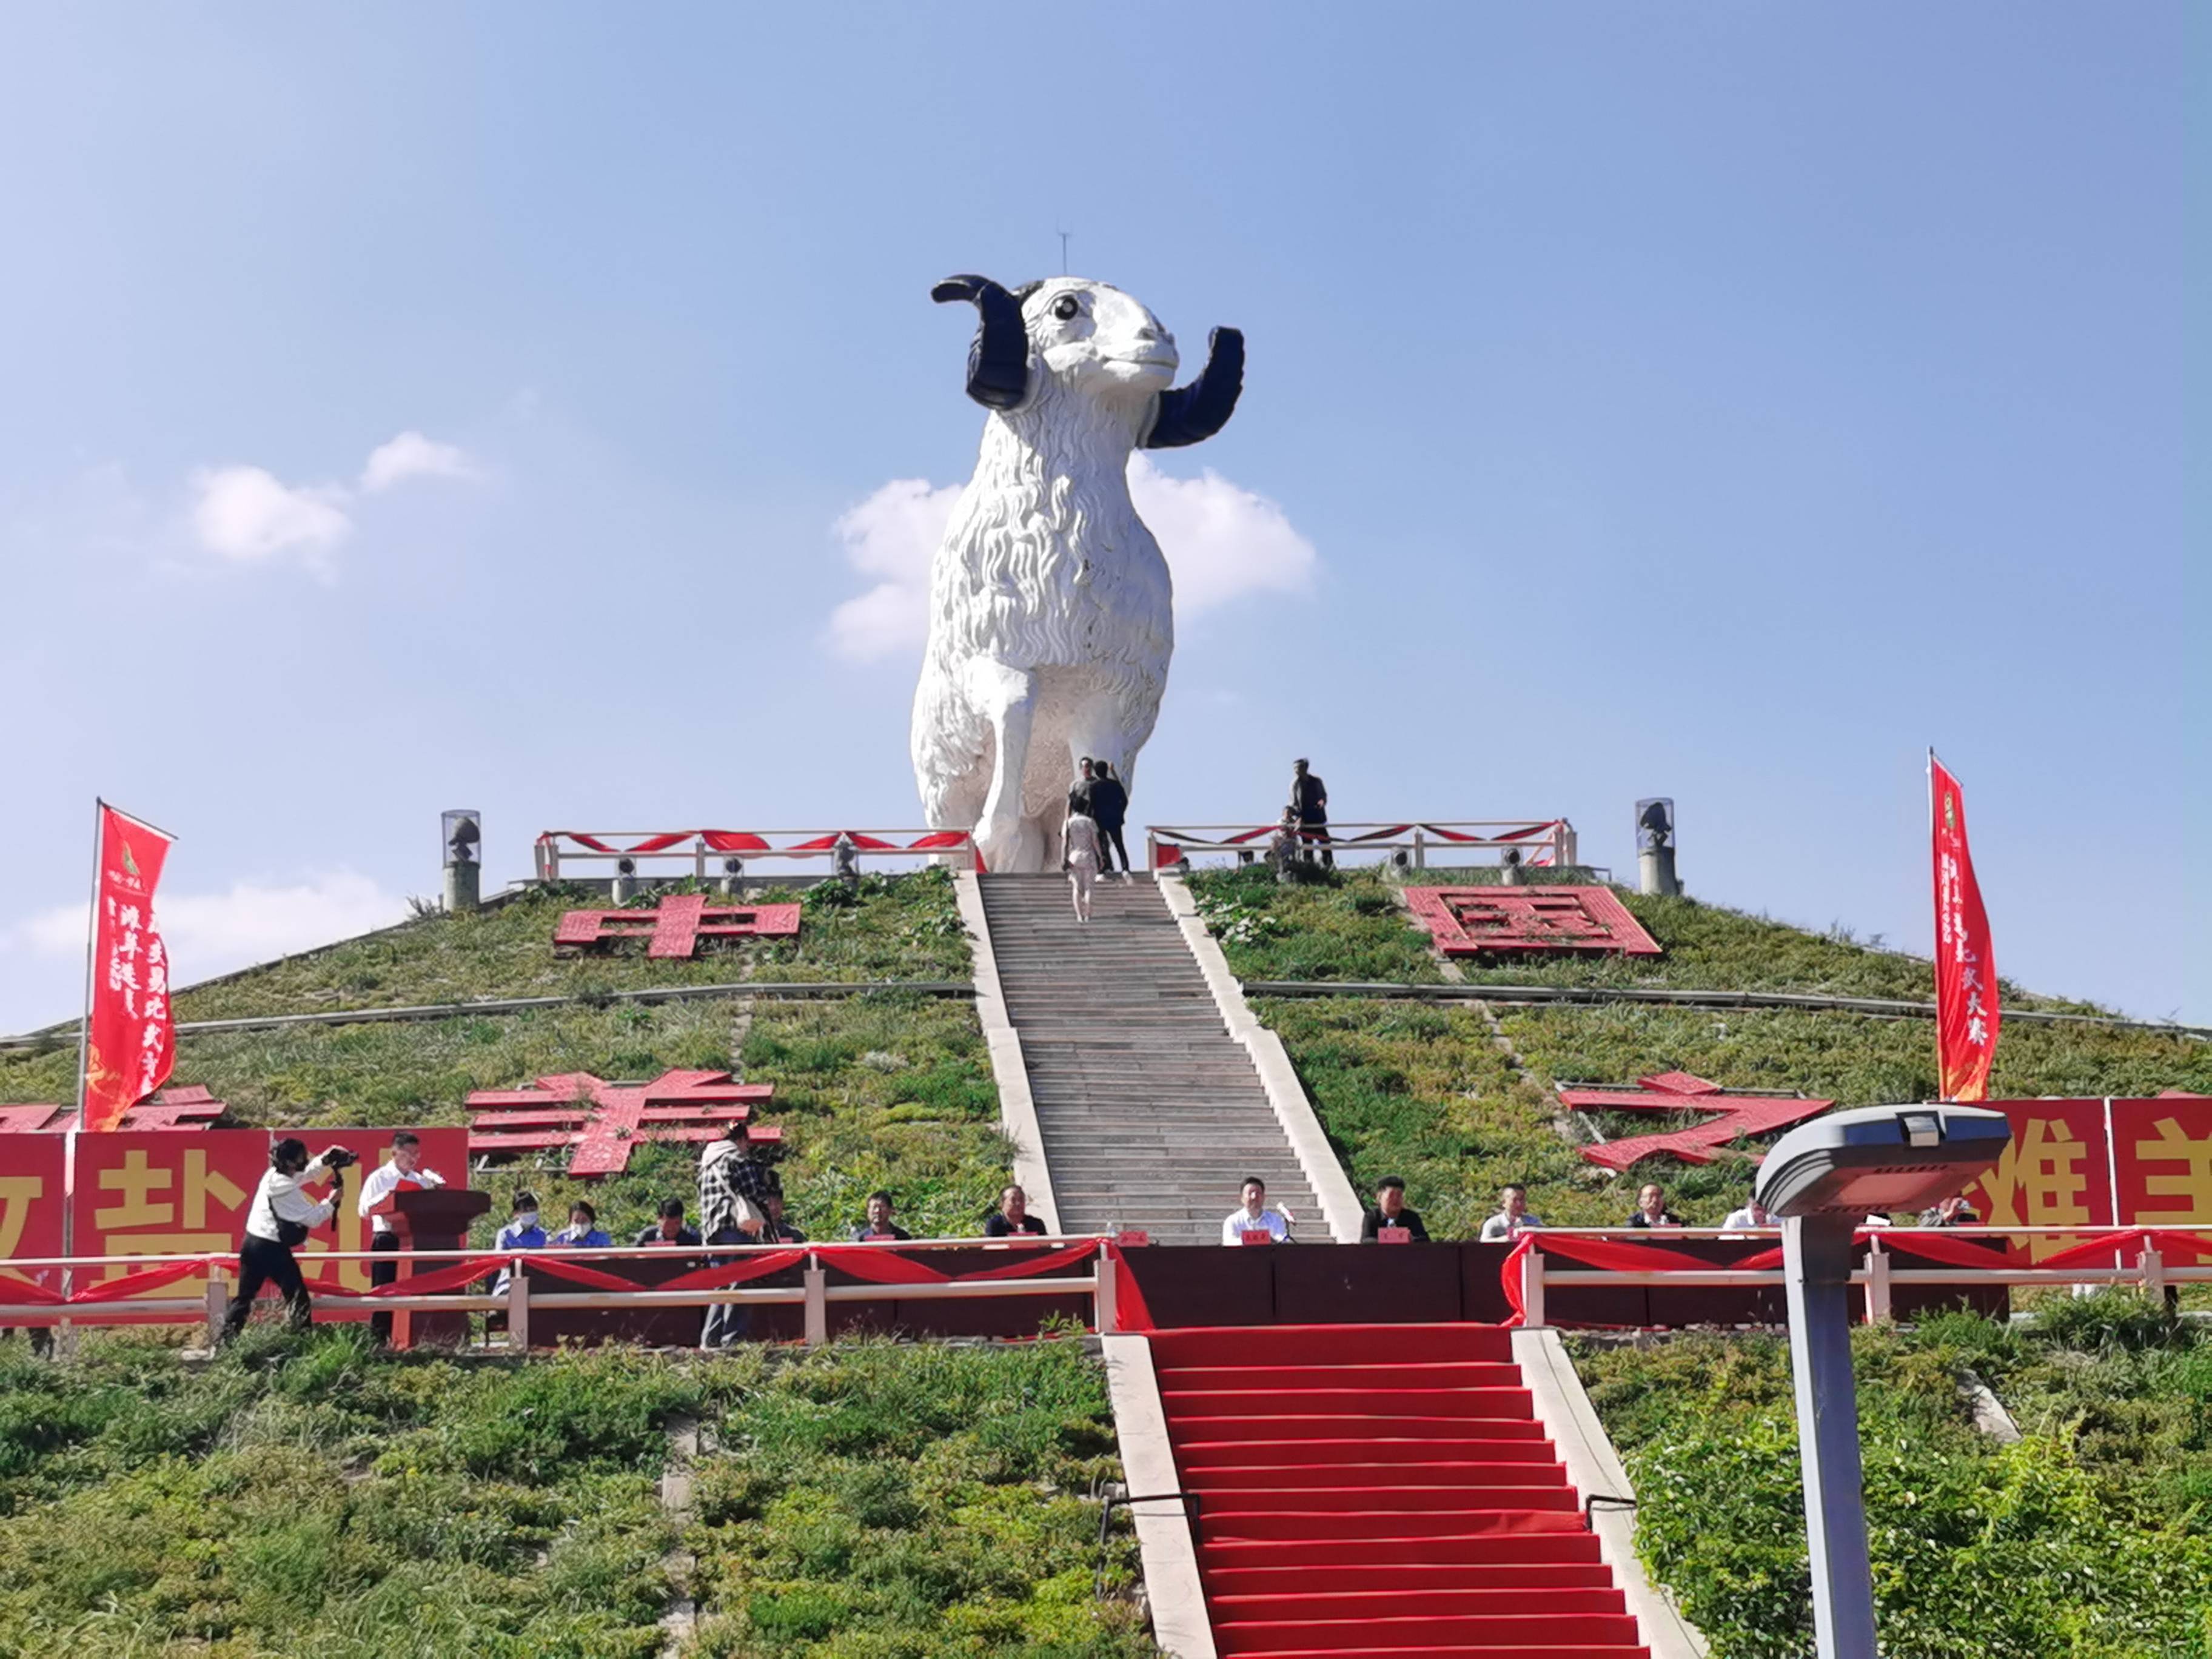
[910, 273, 1244, 873]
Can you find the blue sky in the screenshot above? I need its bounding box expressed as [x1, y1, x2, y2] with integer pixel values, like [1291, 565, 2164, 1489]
[0, 5, 2199, 1034]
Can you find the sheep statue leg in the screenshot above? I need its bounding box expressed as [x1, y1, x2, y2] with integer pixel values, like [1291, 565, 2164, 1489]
[965, 659, 1041, 877]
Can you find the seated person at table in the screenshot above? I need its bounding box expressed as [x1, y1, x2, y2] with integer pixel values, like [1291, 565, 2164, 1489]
[1719, 1196, 1774, 1234]
[1221, 1176, 1293, 1245]
[1360, 1176, 1430, 1242]
[1626, 1182, 1684, 1228]
[491, 1191, 548, 1298]
[983, 1184, 1051, 1238]
[636, 1198, 703, 1248]
[1478, 1183, 1544, 1241]
[852, 1191, 913, 1242]
[552, 1199, 611, 1248]
[761, 1193, 806, 1244]
[1919, 1193, 1982, 1227]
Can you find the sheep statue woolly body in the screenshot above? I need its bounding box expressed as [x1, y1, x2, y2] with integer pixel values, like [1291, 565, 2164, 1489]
[913, 273, 1244, 873]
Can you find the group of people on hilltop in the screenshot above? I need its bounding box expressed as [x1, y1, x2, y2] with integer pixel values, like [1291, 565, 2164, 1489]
[1059, 754, 1336, 919]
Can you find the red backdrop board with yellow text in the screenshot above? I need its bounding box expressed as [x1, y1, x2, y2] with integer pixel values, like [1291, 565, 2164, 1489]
[1966, 1098, 2210, 1263]
[0, 1136, 66, 1309]
[64, 1127, 469, 1322]
[2109, 1098, 2212, 1236]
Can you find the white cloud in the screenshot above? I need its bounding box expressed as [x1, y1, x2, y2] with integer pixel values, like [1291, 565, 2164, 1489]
[360, 431, 477, 492]
[190, 464, 353, 571]
[1128, 457, 1319, 615]
[823, 457, 1318, 663]
[184, 432, 475, 577]
[4, 870, 411, 994]
[825, 478, 964, 662]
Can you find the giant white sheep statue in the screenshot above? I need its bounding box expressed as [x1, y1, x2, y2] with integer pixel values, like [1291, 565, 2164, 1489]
[911, 273, 1244, 873]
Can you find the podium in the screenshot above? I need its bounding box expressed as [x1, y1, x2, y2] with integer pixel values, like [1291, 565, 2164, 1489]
[367, 1187, 492, 1349]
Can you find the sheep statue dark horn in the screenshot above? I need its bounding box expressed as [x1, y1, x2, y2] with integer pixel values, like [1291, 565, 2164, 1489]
[930, 274, 1030, 411]
[1142, 325, 1245, 449]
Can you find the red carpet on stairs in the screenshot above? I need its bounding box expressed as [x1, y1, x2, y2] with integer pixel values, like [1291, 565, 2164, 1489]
[1150, 1323, 1651, 1659]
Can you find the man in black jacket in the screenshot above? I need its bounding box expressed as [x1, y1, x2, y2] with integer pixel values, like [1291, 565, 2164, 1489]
[1290, 759, 1332, 868]
[1359, 1176, 1430, 1242]
[1090, 762, 1131, 879]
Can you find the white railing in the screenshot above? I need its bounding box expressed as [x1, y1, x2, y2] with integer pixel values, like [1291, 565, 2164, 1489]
[534, 828, 983, 881]
[1510, 1225, 2210, 1329]
[0, 1236, 1117, 1350]
[1147, 819, 1578, 871]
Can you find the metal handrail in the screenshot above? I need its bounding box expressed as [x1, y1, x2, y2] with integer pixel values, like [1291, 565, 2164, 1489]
[1148, 819, 1577, 870]
[534, 829, 982, 880]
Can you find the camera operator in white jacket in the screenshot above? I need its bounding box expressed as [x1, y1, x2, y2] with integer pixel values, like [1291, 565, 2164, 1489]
[219, 1138, 351, 1342]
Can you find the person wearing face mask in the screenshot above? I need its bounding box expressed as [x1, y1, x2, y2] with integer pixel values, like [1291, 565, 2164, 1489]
[356, 1131, 447, 1345]
[490, 1191, 548, 1299]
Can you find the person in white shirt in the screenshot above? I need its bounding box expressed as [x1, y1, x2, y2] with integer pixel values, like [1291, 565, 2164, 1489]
[355, 1131, 446, 1345]
[1478, 1183, 1545, 1242]
[1064, 812, 1103, 923]
[1221, 1177, 1293, 1245]
[220, 1138, 349, 1342]
[1720, 1197, 1774, 1235]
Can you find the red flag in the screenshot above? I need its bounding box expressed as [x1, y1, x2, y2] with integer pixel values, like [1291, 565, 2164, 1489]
[1929, 754, 1999, 1101]
[82, 804, 177, 1133]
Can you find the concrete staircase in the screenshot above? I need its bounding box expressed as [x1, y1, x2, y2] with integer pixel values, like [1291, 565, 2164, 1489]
[979, 873, 1321, 1244]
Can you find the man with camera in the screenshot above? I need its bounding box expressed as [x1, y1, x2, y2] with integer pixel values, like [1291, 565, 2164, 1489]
[219, 1138, 356, 1342]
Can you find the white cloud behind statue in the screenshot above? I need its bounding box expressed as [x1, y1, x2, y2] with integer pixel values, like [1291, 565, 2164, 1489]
[825, 456, 1318, 663]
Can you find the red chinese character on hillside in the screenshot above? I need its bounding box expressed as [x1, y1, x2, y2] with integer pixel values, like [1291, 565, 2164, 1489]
[467, 1070, 779, 1176]
[555, 895, 802, 959]
[1560, 1071, 1832, 1171]
[1405, 885, 1662, 957]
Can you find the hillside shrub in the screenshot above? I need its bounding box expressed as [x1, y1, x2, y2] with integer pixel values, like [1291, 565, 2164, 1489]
[1577, 1315, 2212, 1659]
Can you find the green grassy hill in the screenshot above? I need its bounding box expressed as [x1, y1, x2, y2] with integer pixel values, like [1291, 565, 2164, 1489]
[0, 872, 1005, 1244]
[1190, 866, 2210, 1230]
[1575, 1298, 2212, 1659]
[0, 1329, 1148, 1659]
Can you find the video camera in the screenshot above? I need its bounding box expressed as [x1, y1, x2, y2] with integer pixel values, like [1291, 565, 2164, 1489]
[319, 1145, 360, 1171]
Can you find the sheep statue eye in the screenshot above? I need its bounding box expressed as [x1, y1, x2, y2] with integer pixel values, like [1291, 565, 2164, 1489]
[1051, 294, 1081, 321]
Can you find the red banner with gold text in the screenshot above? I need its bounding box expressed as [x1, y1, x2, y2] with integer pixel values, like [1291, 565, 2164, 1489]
[82, 805, 178, 1133]
[1929, 754, 1999, 1101]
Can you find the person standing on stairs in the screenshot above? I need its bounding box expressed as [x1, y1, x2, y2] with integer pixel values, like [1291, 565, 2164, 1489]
[1064, 811, 1104, 922]
[1067, 757, 1096, 820]
[1221, 1176, 1294, 1244]
[1289, 758, 1332, 868]
[1089, 761, 1133, 879]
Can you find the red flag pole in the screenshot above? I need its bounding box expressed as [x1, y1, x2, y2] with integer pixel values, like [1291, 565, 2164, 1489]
[1926, 752, 1940, 1100]
[73, 797, 106, 1128]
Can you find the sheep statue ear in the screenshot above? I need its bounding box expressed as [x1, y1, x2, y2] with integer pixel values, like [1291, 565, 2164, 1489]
[1143, 326, 1245, 449]
[931, 275, 1031, 411]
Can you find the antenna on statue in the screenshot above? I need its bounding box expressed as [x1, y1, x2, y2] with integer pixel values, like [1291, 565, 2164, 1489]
[1057, 226, 1071, 275]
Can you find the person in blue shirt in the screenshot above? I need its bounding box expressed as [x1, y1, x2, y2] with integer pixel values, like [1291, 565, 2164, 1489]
[491, 1190, 549, 1298]
[552, 1199, 611, 1249]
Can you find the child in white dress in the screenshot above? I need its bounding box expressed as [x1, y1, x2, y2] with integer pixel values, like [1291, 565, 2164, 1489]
[1064, 812, 1102, 922]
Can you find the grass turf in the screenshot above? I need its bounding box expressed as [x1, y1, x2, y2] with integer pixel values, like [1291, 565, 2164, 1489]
[152, 870, 971, 1027]
[0, 991, 1012, 1250]
[0, 1328, 1147, 1659]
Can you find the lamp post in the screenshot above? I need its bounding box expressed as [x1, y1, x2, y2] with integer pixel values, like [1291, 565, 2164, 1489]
[441, 811, 481, 914]
[1753, 1104, 2009, 1659]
